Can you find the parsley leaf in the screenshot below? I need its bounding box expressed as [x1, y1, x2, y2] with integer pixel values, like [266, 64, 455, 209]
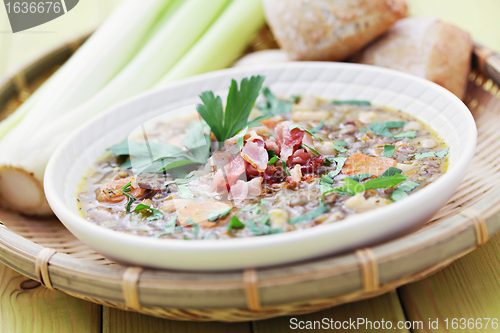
[257, 87, 295, 116]
[121, 181, 135, 213]
[302, 143, 321, 156]
[328, 157, 347, 178]
[185, 218, 199, 236]
[245, 219, 283, 235]
[289, 123, 324, 142]
[335, 168, 407, 195]
[383, 145, 395, 157]
[319, 175, 334, 193]
[240, 204, 259, 212]
[362, 122, 410, 139]
[332, 100, 371, 106]
[133, 204, 164, 221]
[227, 216, 245, 232]
[391, 181, 420, 202]
[310, 120, 325, 133]
[410, 147, 449, 159]
[288, 204, 330, 224]
[207, 207, 231, 221]
[333, 140, 348, 153]
[196, 76, 265, 143]
[349, 173, 373, 182]
[155, 213, 178, 238]
[267, 151, 290, 176]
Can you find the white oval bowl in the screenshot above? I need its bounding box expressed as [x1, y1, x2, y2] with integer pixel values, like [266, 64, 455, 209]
[44, 63, 476, 271]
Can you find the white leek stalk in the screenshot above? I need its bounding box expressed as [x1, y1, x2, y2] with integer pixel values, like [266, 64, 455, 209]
[157, 0, 265, 85]
[13, 0, 173, 138]
[0, 0, 233, 215]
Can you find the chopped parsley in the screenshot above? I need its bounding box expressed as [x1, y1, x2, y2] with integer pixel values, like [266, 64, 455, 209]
[391, 181, 420, 202]
[328, 157, 347, 178]
[383, 145, 395, 157]
[410, 147, 449, 159]
[333, 140, 348, 153]
[360, 122, 416, 139]
[133, 204, 163, 221]
[155, 213, 178, 238]
[267, 150, 291, 176]
[302, 143, 321, 156]
[245, 219, 283, 235]
[289, 123, 324, 142]
[310, 120, 325, 133]
[335, 167, 407, 195]
[288, 203, 329, 224]
[121, 181, 135, 213]
[227, 216, 245, 232]
[207, 207, 231, 221]
[185, 218, 199, 236]
[257, 87, 297, 116]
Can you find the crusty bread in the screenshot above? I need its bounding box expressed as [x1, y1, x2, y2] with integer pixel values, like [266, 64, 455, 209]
[352, 17, 472, 99]
[262, 0, 407, 61]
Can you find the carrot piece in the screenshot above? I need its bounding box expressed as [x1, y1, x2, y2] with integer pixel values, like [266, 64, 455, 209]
[341, 153, 397, 177]
[96, 177, 147, 203]
[178, 202, 231, 228]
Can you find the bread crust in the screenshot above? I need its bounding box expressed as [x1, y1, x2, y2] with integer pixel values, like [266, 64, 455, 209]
[353, 17, 472, 99]
[263, 0, 408, 61]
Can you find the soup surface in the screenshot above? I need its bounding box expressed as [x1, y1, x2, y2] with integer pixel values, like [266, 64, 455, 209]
[79, 86, 448, 240]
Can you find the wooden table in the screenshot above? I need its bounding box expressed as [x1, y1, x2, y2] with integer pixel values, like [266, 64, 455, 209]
[1, 1, 500, 332]
[2, 233, 499, 332]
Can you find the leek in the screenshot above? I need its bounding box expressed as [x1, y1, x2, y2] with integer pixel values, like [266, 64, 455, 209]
[158, 0, 265, 85]
[0, 0, 238, 215]
[1, 0, 173, 139]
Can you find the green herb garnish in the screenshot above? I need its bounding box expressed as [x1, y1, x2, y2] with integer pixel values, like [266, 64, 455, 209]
[207, 207, 232, 221]
[383, 145, 396, 157]
[349, 173, 373, 182]
[240, 204, 259, 212]
[121, 181, 135, 213]
[185, 218, 199, 236]
[391, 181, 420, 202]
[332, 140, 348, 153]
[410, 147, 449, 159]
[332, 100, 371, 106]
[257, 87, 296, 116]
[155, 213, 178, 238]
[288, 203, 330, 224]
[196, 76, 265, 144]
[334, 168, 407, 195]
[328, 157, 348, 179]
[267, 150, 290, 176]
[133, 204, 164, 221]
[319, 175, 334, 194]
[360, 122, 416, 139]
[245, 219, 283, 235]
[289, 123, 324, 142]
[227, 216, 245, 232]
[394, 131, 417, 139]
[310, 120, 325, 133]
[302, 143, 321, 156]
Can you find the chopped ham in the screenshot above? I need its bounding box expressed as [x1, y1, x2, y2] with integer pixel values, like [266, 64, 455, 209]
[301, 156, 324, 174]
[289, 164, 302, 183]
[211, 154, 247, 192]
[259, 115, 284, 131]
[275, 121, 304, 162]
[241, 141, 268, 172]
[265, 137, 280, 155]
[230, 177, 263, 201]
[244, 130, 264, 143]
[290, 149, 310, 165]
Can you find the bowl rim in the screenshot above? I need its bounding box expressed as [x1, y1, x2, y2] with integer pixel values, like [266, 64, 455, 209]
[44, 62, 477, 263]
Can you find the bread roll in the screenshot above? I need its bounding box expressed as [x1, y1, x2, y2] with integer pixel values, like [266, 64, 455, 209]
[262, 0, 407, 61]
[352, 17, 472, 99]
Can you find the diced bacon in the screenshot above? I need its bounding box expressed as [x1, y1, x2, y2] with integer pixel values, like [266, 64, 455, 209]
[241, 141, 268, 172]
[275, 121, 304, 162]
[244, 130, 264, 143]
[211, 154, 248, 192]
[223, 137, 240, 155]
[265, 137, 280, 155]
[230, 177, 263, 201]
[341, 153, 397, 177]
[301, 156, 324, 174]
[259, 116, 284, 131]
[246, 164, 276, 182]
[302, 132, 315, 154]
[290, 149, 311, 165]
[289, 164, 302, 183]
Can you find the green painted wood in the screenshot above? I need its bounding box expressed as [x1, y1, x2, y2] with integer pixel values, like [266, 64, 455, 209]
[399, 233, 500, 333]
[0, 263, 101, 333]
[102, 306, 252, 333]
[252, 291, 410, 333]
